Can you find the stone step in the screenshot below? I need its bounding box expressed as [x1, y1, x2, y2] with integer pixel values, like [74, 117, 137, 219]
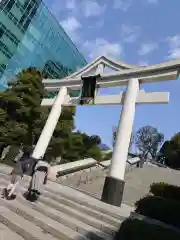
[37, 195, 118, 235]
[0, 206, 59, 240]
[0, 179, 120, 232]
[42, 189, 124, 224]
[0, 198, 91, 240]
[17, 195, 114, 239]
[0, 167, 131, 240]
[0, 222, 25, 240]
[0, 182, 117, 237]
[10, 170, 130, 220]
[44, 182, 132, 220]
[0, 174, 127, 222]
[42, 191, 121, 227]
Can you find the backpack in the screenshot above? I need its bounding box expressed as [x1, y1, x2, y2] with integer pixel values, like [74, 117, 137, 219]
[20, 157, 38, 176]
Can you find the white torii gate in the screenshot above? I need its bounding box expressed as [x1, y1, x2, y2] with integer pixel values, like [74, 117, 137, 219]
[31, 55, 180, 207]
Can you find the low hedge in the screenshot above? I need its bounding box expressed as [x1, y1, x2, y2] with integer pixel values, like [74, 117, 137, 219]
[150, 182, 180, 201]
[135, 195, 180, 228]
[115, 219, 180, 240]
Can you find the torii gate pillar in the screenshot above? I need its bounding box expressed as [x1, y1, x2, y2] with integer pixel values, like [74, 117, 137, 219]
[101, 78, 139, 206]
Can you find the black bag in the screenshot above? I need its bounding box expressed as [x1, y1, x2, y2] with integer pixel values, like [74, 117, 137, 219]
[21, 157, 38, 176]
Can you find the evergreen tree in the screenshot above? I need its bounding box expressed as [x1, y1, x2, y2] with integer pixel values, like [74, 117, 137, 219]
[0, 68, 75, 161]
[159, 133, 180, 169]
[0, 67, 102, 163]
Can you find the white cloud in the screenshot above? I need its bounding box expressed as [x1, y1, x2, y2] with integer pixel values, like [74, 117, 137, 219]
[60, 17, 81, 42]
[88, 19, 104, 29]
[121, 24, 140, 43]
[167, 35, 180, 59]
[147, 0, 158, 3]
[138, 43, 157, 55]
[66, 0, 76, 9]
[113, 0, 132, 12]
[49, 0, 105, 19]
[83, 38, 122, 59]
[82, 0, 106, 17]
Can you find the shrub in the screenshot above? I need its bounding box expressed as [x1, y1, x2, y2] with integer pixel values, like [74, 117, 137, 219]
[135, 195, 180, 228]
[150, 182, 180, 201]
[115, 219, 180, 240]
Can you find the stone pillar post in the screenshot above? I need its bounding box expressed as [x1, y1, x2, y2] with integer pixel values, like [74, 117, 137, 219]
[101, 78, 139, 207]
[32, 87, 67, 159]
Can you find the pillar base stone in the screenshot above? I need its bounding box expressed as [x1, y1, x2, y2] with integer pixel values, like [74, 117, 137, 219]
[101, 176, 125, 207]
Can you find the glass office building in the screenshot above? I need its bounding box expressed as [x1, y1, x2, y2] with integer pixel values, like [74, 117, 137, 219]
[0, 0, 87, 91]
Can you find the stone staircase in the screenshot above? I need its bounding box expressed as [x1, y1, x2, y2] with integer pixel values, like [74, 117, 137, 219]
[0, 166, 133, 240]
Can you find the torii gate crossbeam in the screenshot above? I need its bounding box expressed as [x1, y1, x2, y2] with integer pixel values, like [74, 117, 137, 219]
[31, 56, 180, 207]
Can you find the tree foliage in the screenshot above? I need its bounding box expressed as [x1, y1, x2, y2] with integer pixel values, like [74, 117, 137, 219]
[60, 132, 102, 162]
[158, 133, 180, 169]
[135, 126, 164, 159]
[0, 68, 102, 163]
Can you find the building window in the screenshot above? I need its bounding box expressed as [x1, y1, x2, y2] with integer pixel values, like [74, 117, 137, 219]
[0, 0, 9, 10]
[0, 23, 20, 46]
[23, 17, 31, 30]
[4, 0, 16, 12]
[0, 41, 13, 59]
[42, 60, 71, 79]
[18, 12, 28, 27]
[0, 28, 4, 39]
[7, 12, 18, 26]
[0, 64, 6, 75]
[29, 4, 38, 19]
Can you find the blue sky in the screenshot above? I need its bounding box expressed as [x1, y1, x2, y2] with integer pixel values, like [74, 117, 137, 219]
[45, 0, 180, 148]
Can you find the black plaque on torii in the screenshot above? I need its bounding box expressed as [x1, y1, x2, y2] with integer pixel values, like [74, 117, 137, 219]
[79, 74, 101, 105]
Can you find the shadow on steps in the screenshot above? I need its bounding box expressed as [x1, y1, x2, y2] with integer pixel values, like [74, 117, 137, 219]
[78, 230, 117, 240]
[114, 218, 180, 240]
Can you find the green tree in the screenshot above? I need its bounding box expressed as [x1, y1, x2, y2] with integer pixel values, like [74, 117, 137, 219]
[0, 67, 103, 164]
[0, 68, 44, 147]
[135, 126, 164, 159]
[0, 68, 75, 162]
[103, 151, 113, 160]
[159, 133, 180, 169]
[61, 132, 102, 162]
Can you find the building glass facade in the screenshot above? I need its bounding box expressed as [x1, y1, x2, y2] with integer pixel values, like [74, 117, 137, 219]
[0, 0, 87, 91]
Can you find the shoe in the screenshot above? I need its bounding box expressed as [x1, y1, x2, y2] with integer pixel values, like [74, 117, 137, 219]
[2, 188, 11, 200]
[11, 194, 16, 200]
[2, 188, 7, 198]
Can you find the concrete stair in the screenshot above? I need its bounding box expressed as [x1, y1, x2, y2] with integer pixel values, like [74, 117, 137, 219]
[0, 167, 133, 240]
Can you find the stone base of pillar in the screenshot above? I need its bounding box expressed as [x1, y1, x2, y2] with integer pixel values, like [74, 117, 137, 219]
[101, 176, 125, 207]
